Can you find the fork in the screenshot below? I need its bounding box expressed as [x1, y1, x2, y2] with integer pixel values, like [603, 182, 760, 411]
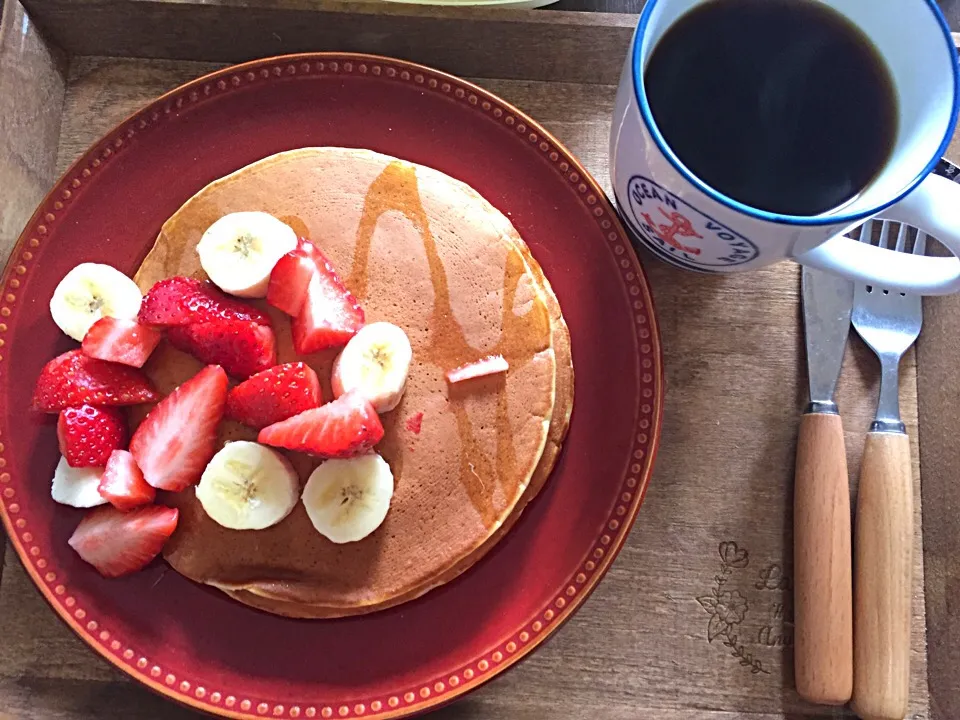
[849, 219, 921, 720]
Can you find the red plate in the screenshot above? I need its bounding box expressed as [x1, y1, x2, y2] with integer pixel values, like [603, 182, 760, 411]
[0, 54, 663, 718]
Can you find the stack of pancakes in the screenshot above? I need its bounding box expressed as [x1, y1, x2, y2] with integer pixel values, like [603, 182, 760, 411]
[132, 148, 573, 618]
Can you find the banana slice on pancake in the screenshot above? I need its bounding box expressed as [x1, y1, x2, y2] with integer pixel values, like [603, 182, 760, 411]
[331, 322, 412, 412]
[49, 263, 143, 342]
[196, 441, 299, 530]
[197, 212, 298, 298]
[302, 453, 394, 544]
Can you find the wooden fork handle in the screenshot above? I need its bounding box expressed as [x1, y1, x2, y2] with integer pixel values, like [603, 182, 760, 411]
[793, 412, 853, 705]
[852, 431, 913, 720]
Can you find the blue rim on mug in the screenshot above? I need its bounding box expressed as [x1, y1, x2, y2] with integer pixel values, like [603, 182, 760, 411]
[631, 0, 960, 227]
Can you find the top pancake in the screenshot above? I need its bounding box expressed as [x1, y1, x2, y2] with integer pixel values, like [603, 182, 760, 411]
[133, 148, 559, 614]
[221, 251, 574, 619]
[223, 230, 575, 619]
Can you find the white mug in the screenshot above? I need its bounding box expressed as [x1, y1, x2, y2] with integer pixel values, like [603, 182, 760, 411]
[610, 0, 960, 294]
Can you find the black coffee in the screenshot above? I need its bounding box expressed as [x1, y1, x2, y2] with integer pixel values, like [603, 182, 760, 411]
[644, 0, 898, 216]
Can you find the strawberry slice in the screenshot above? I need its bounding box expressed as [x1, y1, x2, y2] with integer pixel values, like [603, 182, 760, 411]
[138, 277, 271, 328]
[167, 320, 277, 379]
[259, 391, 383, 458]
[267, 239, 320, 317]
[82, 317, 162, 368]
[68, 505, 178, 578]
[130, 365, 228, 491]
[292, 248, 364, 354]
[446, 355, 510, 383]
[98, 449, 155, 511]
[226, 362, 322, 429]
[57, 404, 128, 468]
[32, 350, 160, 412]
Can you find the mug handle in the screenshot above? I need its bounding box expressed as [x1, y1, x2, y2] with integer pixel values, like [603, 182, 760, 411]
[796, 173, 960, 295]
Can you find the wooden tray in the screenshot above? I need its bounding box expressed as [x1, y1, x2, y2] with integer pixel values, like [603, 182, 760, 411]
[1, 2, 957, 718]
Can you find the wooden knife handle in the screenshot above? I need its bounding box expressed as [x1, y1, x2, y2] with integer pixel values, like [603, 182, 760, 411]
[852, 431, 913, 720]
[793, 412, 853, 705]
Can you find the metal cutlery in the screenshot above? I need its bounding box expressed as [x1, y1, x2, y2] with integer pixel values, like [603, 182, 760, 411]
[794, 266, 854, 705]
[850, 219, 923, 720]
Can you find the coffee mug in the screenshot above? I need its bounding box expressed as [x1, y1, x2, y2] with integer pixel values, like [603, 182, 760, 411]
[610, 0, 960, 294]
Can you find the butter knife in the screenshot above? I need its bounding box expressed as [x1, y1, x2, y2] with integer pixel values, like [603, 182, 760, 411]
[794, 266, 854, 705]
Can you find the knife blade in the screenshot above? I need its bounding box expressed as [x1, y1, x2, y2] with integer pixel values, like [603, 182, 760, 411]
[793, 266, 854, 705]
[802, 266, 854, 411]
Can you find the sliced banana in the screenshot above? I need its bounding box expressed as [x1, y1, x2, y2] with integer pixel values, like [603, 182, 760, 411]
[331, 322, 412, 413]
[49, 263, 143, 342]
[302, 453, 394, 544]
[51, 456, 107, 508]
[197, 212, 298, 298]
[196, 441, 299, 530]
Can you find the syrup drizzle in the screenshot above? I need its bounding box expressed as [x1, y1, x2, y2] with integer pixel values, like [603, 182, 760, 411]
[278, 215, 310, 240]
[350, 162, 549, 526]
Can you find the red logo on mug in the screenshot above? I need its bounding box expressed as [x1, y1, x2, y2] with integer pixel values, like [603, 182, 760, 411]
[623, 175, 759, 270]
[639, 208, 703, 256]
